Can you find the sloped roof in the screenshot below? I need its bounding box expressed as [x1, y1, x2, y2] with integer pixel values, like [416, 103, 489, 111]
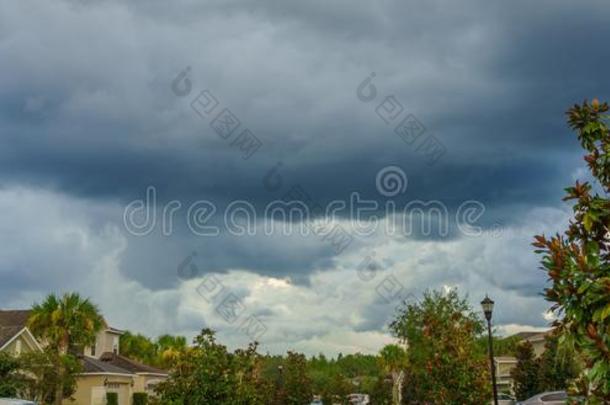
[510, 331, 549, 340]
[106, 327, 125, 335]
[0, 310, 31, 328]
[81, 355, 135, 375]
[0, 310, 34, 349]
[0, 326, 23, 348]
[99, 352, 168, 375]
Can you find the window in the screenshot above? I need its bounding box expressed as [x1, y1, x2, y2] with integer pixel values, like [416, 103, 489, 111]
[90, 343, 96, 357]
[15, 339, 22, 355]
[112, 336, 119, 354]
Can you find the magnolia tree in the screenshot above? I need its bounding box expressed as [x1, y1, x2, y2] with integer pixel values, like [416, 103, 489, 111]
[533, 99, 610, 401]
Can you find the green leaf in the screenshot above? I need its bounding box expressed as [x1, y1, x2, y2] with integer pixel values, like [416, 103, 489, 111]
[583, 213, 593, 231]
[592, 304, 610, 322]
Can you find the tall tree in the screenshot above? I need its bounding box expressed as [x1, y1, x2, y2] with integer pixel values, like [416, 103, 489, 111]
[157, 328, 237, 404]
[537, 333, 580, 393]
[157, 334, 188, 369]
[510, 341, 539, 401]
[281, 351, 313, 405]
[120, 331, 158, 365]
[156, 328, 271, 404]
[390, 289, 490, 405]
[233, 343, 274, 405]
[28, 293, 103, 405]
[533, 99, 610, 402]
[378, 344, 407, 405]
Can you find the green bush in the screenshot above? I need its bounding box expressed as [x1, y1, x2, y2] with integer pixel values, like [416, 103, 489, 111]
[106, 392, 118, 405]
[133, 392, 148, 405]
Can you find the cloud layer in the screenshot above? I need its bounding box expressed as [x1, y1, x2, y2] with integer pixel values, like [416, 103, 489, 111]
[1, 0, 608, 354]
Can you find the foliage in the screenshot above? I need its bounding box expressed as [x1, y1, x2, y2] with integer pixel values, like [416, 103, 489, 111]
[476, 335, 521, 357]
[28, 292, 103, 354]
[28, 293, 102, 405]
[106, 392, 118, 405]
[537, 333, 580, 392]
[533, 99, 610, 402]
[280, 351, 313, 405]
[156, 328, 271, 404]
[370, 374, 393, 405]
[120, 331, 159, 364]
[19, 349, 80, 404]
[307, 351, 379, 399]
[390, 289, 490, 405]
[319, 372, 351, 405]
[0, 351, 23, 397]
[510, 341, 539, 401]
[120, 331, 187, 369]
[133, 392, 148, 405]
[378, 344, 407, 404]
[232, 343, 274, 405]
[157, 334, 188, 369]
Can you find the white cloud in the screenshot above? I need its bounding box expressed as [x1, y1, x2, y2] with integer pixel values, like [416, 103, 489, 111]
[0, 189, 570, 356]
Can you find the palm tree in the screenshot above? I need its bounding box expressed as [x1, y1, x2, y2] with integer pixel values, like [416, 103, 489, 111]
[28, 293, 103, 405]
[378, 344, 408, 405]
[157, 334, 187, 368]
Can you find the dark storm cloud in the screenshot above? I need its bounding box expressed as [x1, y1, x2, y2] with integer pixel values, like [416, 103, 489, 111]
[0, 0, 608, 287]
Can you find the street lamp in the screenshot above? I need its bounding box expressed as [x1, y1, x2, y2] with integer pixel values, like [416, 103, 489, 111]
[277, 365, 284, 387]
[276, 364, 285, 402]
[481, 295, 498, 405]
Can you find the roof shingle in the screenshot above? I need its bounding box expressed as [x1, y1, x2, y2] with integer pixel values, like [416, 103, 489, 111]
[0, 310, 31, 328]
[99, 352, 168, 375]
[0, 310, 32, 348]
[81, 355, 135, 375]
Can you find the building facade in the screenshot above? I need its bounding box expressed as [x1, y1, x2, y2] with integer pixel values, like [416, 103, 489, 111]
[0, 309, 167, 405]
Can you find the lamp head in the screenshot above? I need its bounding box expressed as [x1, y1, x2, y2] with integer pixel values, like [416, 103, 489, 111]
[481, 295, 494, 321]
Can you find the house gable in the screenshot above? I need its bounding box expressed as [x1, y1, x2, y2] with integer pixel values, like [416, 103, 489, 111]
[0, 309, 42, 355]
[0, 326, 42, 354]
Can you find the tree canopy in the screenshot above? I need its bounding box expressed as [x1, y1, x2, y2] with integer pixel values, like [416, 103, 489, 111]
[533, 99, 610, 401]
[390, 288, 491, 404]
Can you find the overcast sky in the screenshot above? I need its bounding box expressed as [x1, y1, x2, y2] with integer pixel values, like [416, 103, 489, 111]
[1, 0, 609, 356]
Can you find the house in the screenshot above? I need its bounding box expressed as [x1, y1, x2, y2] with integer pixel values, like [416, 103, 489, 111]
[494, 356, 518, 394]
[489, 329, 553, 395]
[71, 322, 169, 404]
[0, 309, 168, 405]
[510, 330, 550, 357]
[0, 310, 42, 355]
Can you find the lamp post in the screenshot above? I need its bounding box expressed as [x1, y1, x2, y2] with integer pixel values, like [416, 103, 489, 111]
[276, 365, 284, 404]
[481, 295, 498, 405]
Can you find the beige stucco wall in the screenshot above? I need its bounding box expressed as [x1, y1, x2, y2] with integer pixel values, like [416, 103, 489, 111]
[531, 339, 546, 357]
[64, 374, 134, 405]
[85, 330, 121, 358]
[133, 374, 167, 396]
[497, 361, 517, 377]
